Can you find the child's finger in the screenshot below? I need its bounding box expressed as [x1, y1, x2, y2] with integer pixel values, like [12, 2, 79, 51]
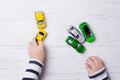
[96, 56, 104, 65]
[38, 41, 44, 46]
[32, 38, 37, 46]
[89, 56, 98, 64]
[85, 63, 91, 73]
[28, 42, 33, 48]
[87, 58, 95, 66]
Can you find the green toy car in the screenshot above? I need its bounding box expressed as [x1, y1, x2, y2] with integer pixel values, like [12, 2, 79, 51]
[65, 36, 85, 53]
[79, 22, 95, 42]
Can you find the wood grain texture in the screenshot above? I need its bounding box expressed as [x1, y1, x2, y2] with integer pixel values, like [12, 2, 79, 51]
[0, 0, 120, 80]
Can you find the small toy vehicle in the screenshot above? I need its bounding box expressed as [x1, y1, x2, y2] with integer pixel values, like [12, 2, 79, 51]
[66, 25, 85, 43]
[34, 11, 46, 29]
[79, 22, 95, 42]
[35, 29, 47, 41]
[65, 36, 85, 53]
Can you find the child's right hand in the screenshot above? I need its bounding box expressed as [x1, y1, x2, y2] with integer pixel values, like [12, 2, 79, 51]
[28, 38, 45, 63]
[85, 56, 104, 74]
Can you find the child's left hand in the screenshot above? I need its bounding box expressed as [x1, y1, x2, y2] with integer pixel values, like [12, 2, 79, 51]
[28, 38, 45, 63]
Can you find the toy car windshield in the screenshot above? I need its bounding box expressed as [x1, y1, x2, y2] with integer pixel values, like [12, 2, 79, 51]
[68, 39, 73, 43]
[83, 25, 91, 37]
[39, 32, 44, 36]
[38, 20, 44, 25]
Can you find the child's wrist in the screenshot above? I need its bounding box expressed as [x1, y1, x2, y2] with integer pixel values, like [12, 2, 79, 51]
[89, 67, 105, 76]
[29, 56, 45, 63]
[88, 67, 109, 80]
[29, 58, 44, 67]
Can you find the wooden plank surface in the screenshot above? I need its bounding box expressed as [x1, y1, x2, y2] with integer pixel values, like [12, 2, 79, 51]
[0, 0, 120, 80]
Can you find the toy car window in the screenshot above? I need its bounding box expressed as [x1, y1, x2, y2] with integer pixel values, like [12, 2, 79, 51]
[70, 26, 74, 31]
[77, 44, 80, 48]
[38, 20, 44, 25]
[68, 39, 73, 44]
[39, 32, 44, 36]
[71, 29, 79, 38]
[76, 34, 79, 38]
[83, 25, 91, 37]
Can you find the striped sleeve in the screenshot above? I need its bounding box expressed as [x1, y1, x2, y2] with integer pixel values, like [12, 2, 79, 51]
[88, 67, 109, 80]
[22, 59, 44, 80]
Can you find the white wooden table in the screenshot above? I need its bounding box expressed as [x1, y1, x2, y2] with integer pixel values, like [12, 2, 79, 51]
[0, 0, 120, 80]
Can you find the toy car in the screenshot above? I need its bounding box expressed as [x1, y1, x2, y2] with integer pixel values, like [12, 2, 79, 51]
[34, 11, 46, 29]
[35, 29, 47, 41]
[79, 22, 95, 42]
[65, 36, 85, 53]
[66, 25, 85, 43]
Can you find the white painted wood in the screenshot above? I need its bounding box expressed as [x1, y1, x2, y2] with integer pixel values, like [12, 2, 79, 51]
[0, 0, 120, 80]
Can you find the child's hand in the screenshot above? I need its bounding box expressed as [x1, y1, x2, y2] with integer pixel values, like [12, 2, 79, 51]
[85, 56, 104, 74]
[28, 38, 45, 63]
